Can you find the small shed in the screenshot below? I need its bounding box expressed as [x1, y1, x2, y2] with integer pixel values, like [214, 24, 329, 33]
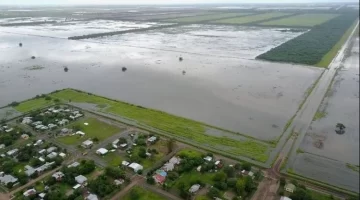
[75, 175, 87, 185]
[284, 183, 296, 193]
[189, 184, 200, 193]
[82, 140, 93, 148]
[128, 163, 143, 172]
[96, 148, 108, 155]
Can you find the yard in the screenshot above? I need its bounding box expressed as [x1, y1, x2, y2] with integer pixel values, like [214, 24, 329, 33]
[165, 13, 250, 23]
[57, 117, 122, 145]
[123, 186, 167, 200]
[50, 89, 270, 162]
[14, 98, 54, 113]
[103, 152, 123, 167]
[260, 14, 339, 27]
[212, 12, 291, 24]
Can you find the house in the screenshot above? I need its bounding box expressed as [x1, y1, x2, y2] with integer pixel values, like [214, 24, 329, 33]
[0, 144, 5, 149]
[189, 184, 200, 193]
[204, 156, 212, 162]
[7, 148, 18, 156]
[153, 174, 166, 184]
[36, 162, 55, 173]
[46, 146, 57, 153]
[23, 189, 36, 197]
[128, 163, 143, 172]
[147, 136, 157, 143]
[112, 139, 119, 145]
[73, 184, 81, 190]
[21, 134, 29, 140]
[22, 117, 32, 124]
[169, 157, 181, 165]
[47, 152, 58, 159]
[0, 174, 18, 185]
[86, 193, 98, 200]
[163, 162, 175, 172]
[280, 197, 292, 200]
[59, 153, 66, 158]
[82, 140, 93, 148]
[5, 128, 14, 133]
[68, 162, 80, 168]
[284, 183, 296, 193]
[215, 160, 223, 168]
[114, 179, 124, 186]
[122, 161, 130, 166]
[96, 148, 108, 155]
[38, 193, 46, 199]
[76, 131, 85, 136]
[52, 172, 65, 181]
[24, 165, 36, 176]
[197, 166, 202, 172]
[112, 144, 118, 149]
[32, 121, 42, 126]
[34, 140, 43, 146]
[60, 128, 70, 134]
[39, 157, 45, 162]
[38, 149, 46, 154]
[58, 119, 69, 126]
[248, 171, 254, 178]
[48, 124, 57, 129]
[75, 175, 87, 185]
[120, 143, 127, 148]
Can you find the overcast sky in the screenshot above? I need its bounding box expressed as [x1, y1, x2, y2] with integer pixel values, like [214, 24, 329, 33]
[0, 0, 356, 5]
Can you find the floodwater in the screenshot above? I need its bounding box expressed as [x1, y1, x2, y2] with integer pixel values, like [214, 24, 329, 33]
[0, 24, 322, 141]
[1, 20, 168, 38]
[290, 37, 359, 192]
[87, 24, 306, 59]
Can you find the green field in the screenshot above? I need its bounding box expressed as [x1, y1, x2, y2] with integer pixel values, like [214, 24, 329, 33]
[103, 152, 123, 167]
[316, 20, 358, 67]
[57, 117, 121, 145]
[123, 186, 167, 200]
[212, 12, 291, 24]
[260, 14, 339, 27]
[50, 89, 269, 162]
[310, 190, 340, 200]
[14, 98, 53, 113]
[173, 170, 215, 188]
[165, 13, 249, 23]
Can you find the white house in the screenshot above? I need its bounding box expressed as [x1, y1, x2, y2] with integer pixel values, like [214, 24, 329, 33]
[68, 162, 80, 168]
[82, 140, 93, 148]
[46, 146, 57, 153]
[76, 131, 85, 136]
[128, 163, 143, 172]
[38, 149, 46, 154]
[280, 197, 292, 200]
[0, 174, 18, 185]
[285, 183, 296, 193]
[0, 144, 5, 149]
[75, 175, 88, 185]
[22, 117, 32, 124]
[38, 193, 46, 199]
[189, 184, 200, 193]
[122, 161, 130, 166]
[47, 152, 58, 159]
[59, 153, 66, 158]
[96, 148, 108, 155]
[7, 148, 18, 156]
[24, 165, 36, 176]
[52, 172, 65, 180]
[169, 157, 181, 165]
[147, 136, 157, 143]
[23, 189, 36, 197]
[204, 156, 212, 162]
[34, 140, 43, 146]
[86, 193, 98, 200]
[163, 163, 175, 172]
[73, 184, 81, 190]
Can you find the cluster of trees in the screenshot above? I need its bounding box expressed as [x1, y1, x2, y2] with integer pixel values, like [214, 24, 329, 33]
[88, 175, 117, 197]
[56, 160, 95, 186]
[257, 12, 358, 65]
[0, 126, 30, 146]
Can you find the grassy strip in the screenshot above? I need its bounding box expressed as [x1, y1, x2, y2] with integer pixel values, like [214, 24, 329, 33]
[50, 89, 269, 162]
[346, 163, 360, 173]
[310, 190, 341, 200]
[260, 14, 339, 27]
[123, 186, 167, 200]
[14, 98, 54, 113]
[212, 12, 291, 24]
[284, 171, 359, 197]
[316, 20, 359, 67]
[165, 13, 249, 23]
[313, 111, 327, 121]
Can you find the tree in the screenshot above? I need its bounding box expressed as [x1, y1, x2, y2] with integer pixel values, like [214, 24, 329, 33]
[224, 166, 236, 177]
[241, 162, 251, 171]
[290, 188, 313, 200]
[214, 182, 228, 191]
[45, 96, 52, 100]
[213, 171, 227, 182]
[119, 137, 127, 144]
[129, 189, 140, 200]
[146, 176, 155, 185]
[167, 138, 175, 154]
[234, 163, 241, 170]
[54, 98, 60, 103]
[167, 171, 179, 181]
[280, 177, 286, 186]
[227, 178, 237, 188]
[208, 187, 221, 198]
[235, 178, 245, 196]
[105, 167, 125, 179]
[93, 137, 99, 143]
[138, 147, 147, 158]
[244, 176, 255, 193]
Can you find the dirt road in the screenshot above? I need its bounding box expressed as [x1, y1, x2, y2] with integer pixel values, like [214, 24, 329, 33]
[110, 175, 144, 200]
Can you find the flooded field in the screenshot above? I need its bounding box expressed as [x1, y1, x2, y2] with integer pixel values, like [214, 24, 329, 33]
[1, 20, 168, 38]
[87, 24, 305, 59]
[0, 17, 63, 24]
[0, 27, 322, 141]
[290, 36, 359, 192]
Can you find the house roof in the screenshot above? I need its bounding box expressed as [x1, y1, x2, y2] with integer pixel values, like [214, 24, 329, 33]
[86, 194, 98, 200]
[23, 189, 36, 197]
[155, 169, 167, 177]
[73, 184, 81, 190]
[75, 175, 87, 184]
[163, 163, 175, 171]
[82, 140, 93, 146]
[0, 174, 18, 185]
[122, 161, 130, 166]
[169, 157, 181, 165]
[153, 174, 166, 184]
[52, 172, 65, 179]
[204, 156, 212, 162]
[68, 162, 80, 168]
[96, 148, 108, 155]
[189, 184, 200, 193]
[285, 183, 296, 191]
[129, 163, 143, 172]
[76, 131, 85, 135]
[280, 197, 292, 200]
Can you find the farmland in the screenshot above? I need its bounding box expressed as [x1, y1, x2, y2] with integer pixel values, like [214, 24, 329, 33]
[164, 13, 250, 23]
[257, 13, 358, 66]
[212, 12, 291, 24]
[260, 14, 339, 27]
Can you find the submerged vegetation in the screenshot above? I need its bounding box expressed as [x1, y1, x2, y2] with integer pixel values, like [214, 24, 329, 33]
[257, 13, 358, 67]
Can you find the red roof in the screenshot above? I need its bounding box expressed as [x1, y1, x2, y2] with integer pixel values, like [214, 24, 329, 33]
[153, 174, 166, 184]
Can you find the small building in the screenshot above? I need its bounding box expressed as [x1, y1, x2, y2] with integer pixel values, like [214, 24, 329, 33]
[24, 165, 36, 176]
[73, 184, 81, 190]
[114, 179, 124, 186]
[76, 131, 85, 136]
[5, 128, 14, 133]
[96, 148, 108, 155]
[7, 148, 18, 156]
[46, 146, 57, 153]
[284, 183, 296, 193]
[0, 174, 18, 185]
[248, 171, 254, 178]
[60, 128, 70, 134]
[38, 149, 46, 154]
[39, 157, 45, 162]
[22, 117, 32, 124]
[169, 157, 181, 165]
[280, 197, 292, 200]
[47, 152, 58, 159]
[163, 162, 175, 172]
[59, 152, 66, 158]
[52, 172, 65, 181]
[215, 160, 223, 168]
[48, 124, 57, 129]
[189, 184, 200, 193]
[128, 163, 143, 172]
[153, 174, 166, 184]
[112, 139, 119, 145]
[68, 162, 80, 168]
[23, 189, 36, 197]
[34, 140, 43, 146]
[147, 136, 157, 143]
[0, 144, 5, 149]
[204, 156, 212, 162]
[122, 161, 130, 166]
[38, 193, 46, 199]
[86, 193, 98, 200]
[21, 134, 29, 140]
[120, 143, 127, 148]
[75, 175, 87, 185]
[82, 140, 93, 148]
[197, 166, 202, 172]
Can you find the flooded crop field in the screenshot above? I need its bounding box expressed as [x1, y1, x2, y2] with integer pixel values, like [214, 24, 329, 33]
[290, 36, 359, 192]
[0, 24, 322, 141]
[87, 24, 305, 59]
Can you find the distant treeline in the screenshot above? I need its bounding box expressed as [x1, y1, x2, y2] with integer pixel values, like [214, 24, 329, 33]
[256, 13, 358, 66]
[1, 21, 57, 26]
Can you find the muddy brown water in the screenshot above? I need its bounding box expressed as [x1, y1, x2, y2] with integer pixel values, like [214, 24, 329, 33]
[0, 24, 322, 141]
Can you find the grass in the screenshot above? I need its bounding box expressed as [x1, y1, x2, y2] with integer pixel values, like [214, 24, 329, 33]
[309, 190, 340, 200]
[316, 20, 358, 67]
[50, 89, 269, 162]
[195, 196, 211, 200]
[57, 117, 121, 145]
[34, 181, 45, 192]
[346, 163, 359, 173]
[165, 13, 249, 23]
[296, 149, 304, 154]
[212, 12, 291, 24]
[178, 149, 203, 158]
[260, 14, 339, 27]
[173, 170, 215, 188]
[313, 111, 327, 121]
[14, 98, 53, 113]
[123, 186, 167, 200]
[103, 152, 123, 167]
